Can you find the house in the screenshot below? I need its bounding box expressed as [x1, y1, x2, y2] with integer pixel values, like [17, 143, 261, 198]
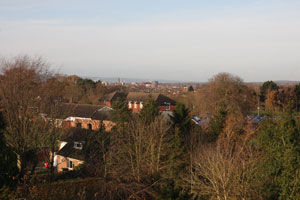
[100, 91, 127, 107]
[45, 103, 114, 172]
[100, 92, 176, 113]
[53, 103, 114, 132]
[54, 128, 91, 172]
[55, 141, 85, 172]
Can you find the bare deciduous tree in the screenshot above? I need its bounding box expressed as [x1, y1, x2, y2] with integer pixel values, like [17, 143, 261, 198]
[124, 116, 171, 182]
[188, 127, 260, 200]
[265, 89, 277, 112]
[0, 56, 62, 178]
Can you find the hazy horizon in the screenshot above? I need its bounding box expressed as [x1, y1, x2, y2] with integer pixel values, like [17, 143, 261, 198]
[1, 0, 300, 82]
[73, 74, 300, 84]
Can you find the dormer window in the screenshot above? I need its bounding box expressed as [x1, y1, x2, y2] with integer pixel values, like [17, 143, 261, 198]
[74, 142, 83, 150]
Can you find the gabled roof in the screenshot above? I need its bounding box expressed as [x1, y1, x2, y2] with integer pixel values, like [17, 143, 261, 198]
[91, 106, 113, 120]
[54, 103, 108, 119]
[71, 104, 104, 118]
[56, 141, 85, 161]
[126, 92, 176, 105]
[126, 92, 159, 103]
[101, 91, 127, 102]
[155, 94, 176, 105]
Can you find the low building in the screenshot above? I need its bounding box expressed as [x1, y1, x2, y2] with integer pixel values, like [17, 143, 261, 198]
[54, 128, 91, 172]
[53, 103, 114, 132]
[55, 141, 85, 172]
[126, 92, 176, 112]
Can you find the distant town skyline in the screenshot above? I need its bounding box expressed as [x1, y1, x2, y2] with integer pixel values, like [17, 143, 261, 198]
[1, 0, 300, 82]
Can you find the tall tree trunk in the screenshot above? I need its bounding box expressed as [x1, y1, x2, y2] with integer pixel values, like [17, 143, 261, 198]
[19, 153, 27, 181]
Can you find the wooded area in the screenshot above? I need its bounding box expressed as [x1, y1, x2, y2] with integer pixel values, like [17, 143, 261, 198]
[2, 56, 300, 199]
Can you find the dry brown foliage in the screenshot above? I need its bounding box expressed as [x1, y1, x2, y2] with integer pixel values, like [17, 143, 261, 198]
[0, 56, 63, 178]
[187, 117, 261, 200]
[196, 73, 254, 116]
[109, 116, 171, 183]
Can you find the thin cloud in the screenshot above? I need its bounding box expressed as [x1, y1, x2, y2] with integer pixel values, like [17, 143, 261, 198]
[0, 1, 300, 82]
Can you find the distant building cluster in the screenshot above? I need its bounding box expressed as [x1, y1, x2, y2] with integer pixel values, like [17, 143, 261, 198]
[100, 91, 176, 112]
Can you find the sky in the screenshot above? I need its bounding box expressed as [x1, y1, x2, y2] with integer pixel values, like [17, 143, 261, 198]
[1, 0, 300, 82]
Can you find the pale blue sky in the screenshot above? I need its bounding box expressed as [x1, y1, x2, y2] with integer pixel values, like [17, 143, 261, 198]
[1, 0, 300, 82]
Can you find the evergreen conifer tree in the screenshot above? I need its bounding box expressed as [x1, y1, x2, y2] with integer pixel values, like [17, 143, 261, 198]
[140, 99, 160, 124]
[256, 109, 300, 199]
[260, 80, 279, 102]
[0, 111, 18, 190]
[188, 86, 194, 92]
[206, 106, 227, 143]
[111, 97, 132, 128]
[85, 122, 110, 177]
[162, 103, 191, 199]
[170, 102, 192, 136]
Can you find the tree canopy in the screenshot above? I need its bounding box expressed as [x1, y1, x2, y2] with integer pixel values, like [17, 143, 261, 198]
[111, 97, 132, 127]
[170, 102, 192, 135]
[294, 83, 300, 111]
[0, 111, 18, 190]
[255, 111, 300, 199]
[188, 85, 194, 92]
[197, 73, 252, 116]
[260, 80, 279, 102]
[0, 56, 62, 178]
[140, 99, 160, 124]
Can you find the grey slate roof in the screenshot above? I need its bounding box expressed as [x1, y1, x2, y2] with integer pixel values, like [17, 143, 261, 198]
[56, 141, 85, 161]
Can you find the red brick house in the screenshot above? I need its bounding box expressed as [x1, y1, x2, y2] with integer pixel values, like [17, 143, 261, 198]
[100, 92, 176, 113]
[54, 103, 114, 132]
[54, 128, 90, 172]
[55, 142, 85, 172]
[43, 104, 115, 172]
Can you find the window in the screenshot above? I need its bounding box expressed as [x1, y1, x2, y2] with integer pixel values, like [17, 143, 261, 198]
[74, 142, 83, 150]
[128, 101, 132, 108]
[134, 101, 137, 108]
[76, 123, 82, 128]
[165, 103, 170, 111]
[67, 160, 74, 169]
[55, 119, 63, 128]
[140, 102, 143, 109]
[87, 123, 92, 130]
[62, 168, 69, 172]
